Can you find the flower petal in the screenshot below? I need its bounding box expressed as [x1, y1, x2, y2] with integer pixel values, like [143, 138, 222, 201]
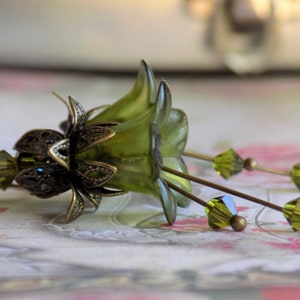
[160, 109, 188, 158]
[150, 80, 171, 127]
[48, 138, 70, 170]
[79, 188, 102, 210]
[14, 129, 64, 155]
[65, 184, 85, 223]
[76, 124, 116, 153]
[161, 157, 191, 208]
[75, 160, 117, 188]
[15, 163, 70, 198]
[67, 96, 87, 136]
[154, 177, 177, 224]
[88, 60, 156, 124]
[78, 106, 160, 188]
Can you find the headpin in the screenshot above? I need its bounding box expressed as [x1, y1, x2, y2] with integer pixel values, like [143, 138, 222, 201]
[0, 60, 299, 231]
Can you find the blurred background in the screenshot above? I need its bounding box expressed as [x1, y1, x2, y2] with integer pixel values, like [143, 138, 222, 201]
[0, 0, 299, 75]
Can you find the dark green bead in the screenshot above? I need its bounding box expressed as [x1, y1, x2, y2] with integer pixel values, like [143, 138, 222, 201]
[213, 148, 244, 179]
[205, 195, 237, 229]
[0, 150, 18, 190]
[283, 198, 300, 231]
[290, 163, 300, 190]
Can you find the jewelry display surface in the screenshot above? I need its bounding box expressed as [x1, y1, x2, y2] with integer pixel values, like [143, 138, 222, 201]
[1, 70, 300, 299]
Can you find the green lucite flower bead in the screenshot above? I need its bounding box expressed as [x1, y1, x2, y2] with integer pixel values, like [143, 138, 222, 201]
[283, 198, 300, 231]
[206, 195, 237, 229]
[213, 148, 244, 179]
[0, 150, 18, 190]
[76, 78, 190, 225]
[290, 163, 300, 190]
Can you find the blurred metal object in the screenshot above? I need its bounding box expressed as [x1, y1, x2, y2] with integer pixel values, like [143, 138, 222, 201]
[185, 0, 300, 74]
[210, 0, 277, 74]
[0, 0, 299, 73]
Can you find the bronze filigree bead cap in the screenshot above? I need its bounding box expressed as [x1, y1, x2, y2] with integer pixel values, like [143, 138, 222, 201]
[12, 95, 121, 223]
[13, 129, 71, 198]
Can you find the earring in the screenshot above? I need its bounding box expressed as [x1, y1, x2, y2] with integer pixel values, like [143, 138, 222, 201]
[183, 148, 298, 185]
[0, 60, 299, 232]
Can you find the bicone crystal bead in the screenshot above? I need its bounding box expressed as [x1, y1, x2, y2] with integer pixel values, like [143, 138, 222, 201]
[205, 195, 237, 229]
[290, 163, 300, 190]
[0, 150, 18, 190]
[283, 198, 300, 231]
[213, 148, 244, 179]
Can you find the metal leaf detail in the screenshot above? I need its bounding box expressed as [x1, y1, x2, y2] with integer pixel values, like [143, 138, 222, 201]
[68, 96, 87, 135]
[76, 124, 115, 152]
[14, 129, 64, 156]
[48, 138, 70, 170]
[65, 184, 85, 223]
[78, 188, 102, 210]
[15, 163, 70, 198]
[76, 160, 117, 188]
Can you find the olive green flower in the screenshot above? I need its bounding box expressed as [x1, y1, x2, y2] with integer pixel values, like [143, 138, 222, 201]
[77, 78, 191, 224]
[4, 61, 299, 232]
[7, 60, 191, 224]
[87, 60, 157, 124]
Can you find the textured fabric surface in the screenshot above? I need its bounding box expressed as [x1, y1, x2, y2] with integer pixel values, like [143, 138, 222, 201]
[1, 72, 300, 299]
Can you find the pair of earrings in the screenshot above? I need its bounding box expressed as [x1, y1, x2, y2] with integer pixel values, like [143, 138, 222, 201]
[0, 60, 299, 232]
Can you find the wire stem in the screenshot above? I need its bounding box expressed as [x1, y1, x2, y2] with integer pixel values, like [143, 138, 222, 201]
[254, 165, 290, 176]
[165, 179, 207, 207]
[183, 151, 214, 162]
[184, 150, 290, 177]
[162, 166, 283, 212]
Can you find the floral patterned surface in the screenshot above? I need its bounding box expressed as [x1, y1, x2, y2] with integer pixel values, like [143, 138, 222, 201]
[1, 70, 300, 299]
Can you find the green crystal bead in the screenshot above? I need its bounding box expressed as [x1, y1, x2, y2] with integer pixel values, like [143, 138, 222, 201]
[283, 198, 300, 231]
[290, 163, 300, 190]
[205, 195, 237, 229]
[213, 148, 244, 179]
[0, 150, 18, 190]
